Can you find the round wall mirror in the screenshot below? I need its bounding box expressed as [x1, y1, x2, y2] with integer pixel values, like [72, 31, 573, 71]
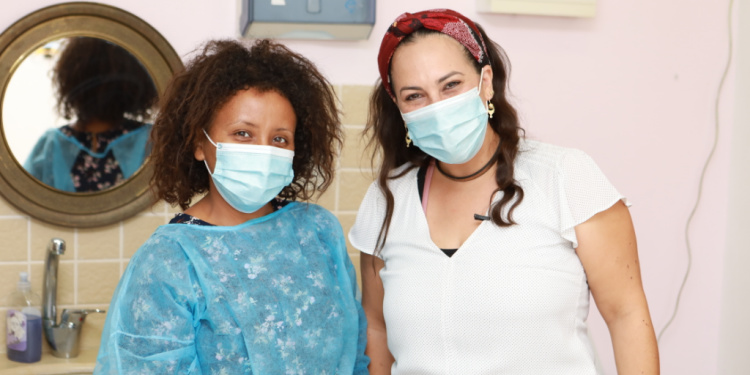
[0, 2, 183, 227]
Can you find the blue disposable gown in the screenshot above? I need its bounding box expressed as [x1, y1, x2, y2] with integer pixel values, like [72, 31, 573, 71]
[23, 124, 151, 192]
[95, 202, 369, 374]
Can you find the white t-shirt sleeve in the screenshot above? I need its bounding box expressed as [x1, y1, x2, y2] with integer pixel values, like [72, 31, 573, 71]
[348, 181, 387, 257]
[557, 148, 628, 248]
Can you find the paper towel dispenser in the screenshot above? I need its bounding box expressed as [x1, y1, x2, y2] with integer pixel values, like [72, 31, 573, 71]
[240, 0, 376, 40]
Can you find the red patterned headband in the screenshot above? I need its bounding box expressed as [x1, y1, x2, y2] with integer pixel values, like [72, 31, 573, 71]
[377, 9, 490, 98]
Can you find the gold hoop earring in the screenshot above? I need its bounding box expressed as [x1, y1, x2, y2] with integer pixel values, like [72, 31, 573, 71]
[487, 101, 495, 119]
[405, 127, 412, 147]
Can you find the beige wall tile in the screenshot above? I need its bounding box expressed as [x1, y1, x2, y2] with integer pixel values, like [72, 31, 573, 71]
[78, 304, 109, 351]
[30, 262, 74, 306]
[312, 175, 337, 212]
[338, 171, 375, 211]
[122, 215, 166, 258]
[336, 212, 357, 250]
[0, 197, 24, 216]
[77, 262, 121, 305]
[333, 85, 343, 121]
[152, 198, 185, 215]
[0, 265, 28, 308]
[166, 202, 184, 214]
[347, 251, 362, 289]
[29, 220, 75, 262]
[0, 308, 5, 354]
[341, 85, 373, 125]
[0, 218, 28, 262]
[78, 223, 120, 260]
[341, 126, 371, 169]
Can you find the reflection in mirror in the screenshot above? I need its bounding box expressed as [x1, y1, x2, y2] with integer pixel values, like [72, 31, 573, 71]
[3, 37, 157, 192]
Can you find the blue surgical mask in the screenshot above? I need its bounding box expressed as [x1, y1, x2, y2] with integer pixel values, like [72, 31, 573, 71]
[203, 130, 295, 214]
[401, 73, 489, 164]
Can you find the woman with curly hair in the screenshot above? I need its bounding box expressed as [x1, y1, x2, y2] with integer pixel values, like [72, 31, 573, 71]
[349, 9, 658, 374]
[24, 37, 157, 192]
[95, 39, 369, 374]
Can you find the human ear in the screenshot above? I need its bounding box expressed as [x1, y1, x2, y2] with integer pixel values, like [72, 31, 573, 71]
[480, 65, 494, 101]
[194, 138, 206, 161]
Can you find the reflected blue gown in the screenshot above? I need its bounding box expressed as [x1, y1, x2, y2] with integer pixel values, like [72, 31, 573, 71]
[95, 202, 369, 374]
[23, 123, 151, 192]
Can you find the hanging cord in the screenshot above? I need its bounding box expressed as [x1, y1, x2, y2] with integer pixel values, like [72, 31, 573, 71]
[657, 0, 735, 343]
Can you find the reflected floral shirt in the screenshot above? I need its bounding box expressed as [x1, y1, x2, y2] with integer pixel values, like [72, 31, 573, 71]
[94, 202, 369, 374]
[60, 120, 142, 192]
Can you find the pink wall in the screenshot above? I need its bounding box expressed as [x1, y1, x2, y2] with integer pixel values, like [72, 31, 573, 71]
[0, 1, 738, 373]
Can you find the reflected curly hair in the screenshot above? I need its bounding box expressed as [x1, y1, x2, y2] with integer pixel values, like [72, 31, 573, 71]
[53, 37, 157, 124]
[150, 39, 341, 210]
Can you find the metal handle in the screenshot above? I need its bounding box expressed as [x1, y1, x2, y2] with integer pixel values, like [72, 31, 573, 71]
[60, 308, 106, 326]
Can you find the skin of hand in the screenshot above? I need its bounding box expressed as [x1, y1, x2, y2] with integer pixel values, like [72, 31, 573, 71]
[360, 253, 395, 374]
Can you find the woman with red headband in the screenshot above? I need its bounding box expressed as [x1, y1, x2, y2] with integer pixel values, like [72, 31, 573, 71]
[349, 9, 659, 374]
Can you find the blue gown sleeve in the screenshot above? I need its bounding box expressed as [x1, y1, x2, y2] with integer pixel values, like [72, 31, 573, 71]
[312, 204, 370, 373]
[330, 209, 370, 373]
[94, 231, 204, 374]
[347, 247, 370, 374]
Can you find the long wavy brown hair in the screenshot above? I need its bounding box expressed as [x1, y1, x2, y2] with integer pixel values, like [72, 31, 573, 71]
[150, 39, 342, 210]
[367, 26, 525, 252]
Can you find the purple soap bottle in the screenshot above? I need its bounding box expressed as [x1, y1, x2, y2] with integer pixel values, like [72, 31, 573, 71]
[6, 272, 42, 363]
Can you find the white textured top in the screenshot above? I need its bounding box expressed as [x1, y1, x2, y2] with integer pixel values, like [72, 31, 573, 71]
[349, 139, 625, 375]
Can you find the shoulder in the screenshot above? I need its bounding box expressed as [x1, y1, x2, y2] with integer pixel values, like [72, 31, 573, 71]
[32, 128, 64, 146]
[128, 225, 193, 273]
[285, 202, 341, 231]
[516, 139, 598, 178]
[114, 225, 200, 302]
[361, 162, 419, 200]
[286, 202, 347, 251]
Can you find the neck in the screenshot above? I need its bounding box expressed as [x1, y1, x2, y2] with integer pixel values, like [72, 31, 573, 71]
[74, 119, 115, 134]
[184, 189, 273, 226]
[437, 126, 500, 180]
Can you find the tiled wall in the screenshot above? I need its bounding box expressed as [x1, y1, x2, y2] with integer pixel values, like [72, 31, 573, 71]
[0, 84, 375, 354]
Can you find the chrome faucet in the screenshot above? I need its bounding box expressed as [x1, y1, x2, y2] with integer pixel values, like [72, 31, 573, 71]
[42, 238, 106, 358]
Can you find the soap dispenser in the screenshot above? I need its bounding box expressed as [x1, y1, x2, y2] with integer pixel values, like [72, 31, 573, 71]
[6, 272, 42, 363]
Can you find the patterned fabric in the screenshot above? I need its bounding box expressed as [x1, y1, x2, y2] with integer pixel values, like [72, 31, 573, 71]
[59, 120, 143, 192]
[377, 9, 489, 98]
[96, 202, 369, 374]
[169, 213, 214, 226]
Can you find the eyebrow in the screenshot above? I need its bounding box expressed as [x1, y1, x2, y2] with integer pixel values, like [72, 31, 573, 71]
[226, 120, 292, 133]
[398, 71, 464, 94]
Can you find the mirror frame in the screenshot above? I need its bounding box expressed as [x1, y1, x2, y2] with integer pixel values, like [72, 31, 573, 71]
[0, 2, 182, 227]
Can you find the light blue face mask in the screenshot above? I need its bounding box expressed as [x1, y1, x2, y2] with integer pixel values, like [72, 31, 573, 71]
[203, 130, 295, 214]
[401, 73, 489, 165]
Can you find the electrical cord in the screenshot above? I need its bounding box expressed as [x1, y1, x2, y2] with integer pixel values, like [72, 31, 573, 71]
[656, 0, 735, 343]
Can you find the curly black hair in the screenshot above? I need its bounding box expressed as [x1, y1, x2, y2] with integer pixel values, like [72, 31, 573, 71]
[53, 37, 157, 124]
[150, 39, 342, 210]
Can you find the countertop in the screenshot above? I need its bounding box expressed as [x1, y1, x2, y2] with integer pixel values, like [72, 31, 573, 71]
[0, 349, 96, 375]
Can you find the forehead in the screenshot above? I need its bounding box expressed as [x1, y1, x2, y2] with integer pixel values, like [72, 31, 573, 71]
[213, 88, 296, 129]
[390, 33, 474, 86]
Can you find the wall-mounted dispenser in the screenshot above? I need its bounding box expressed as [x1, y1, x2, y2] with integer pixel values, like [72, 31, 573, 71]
[477, 0, 596, 18]
[240, 0, 376, 40]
